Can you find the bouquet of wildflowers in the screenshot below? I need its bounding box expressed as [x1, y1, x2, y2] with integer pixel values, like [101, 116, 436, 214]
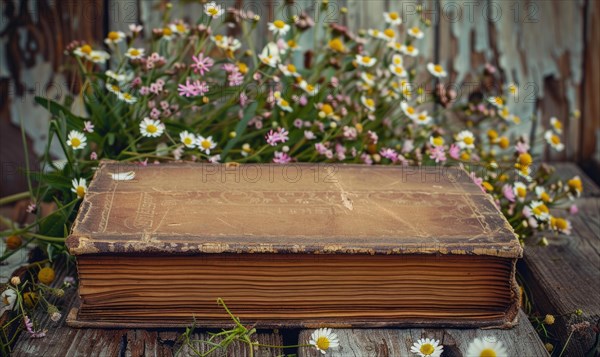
[0, 1, 584, 351]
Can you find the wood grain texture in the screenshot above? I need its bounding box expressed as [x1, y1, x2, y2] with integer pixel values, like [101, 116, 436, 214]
[297, 310, 548, 357]
[520, 165, 600, 356]
[10, 262, 284, 357]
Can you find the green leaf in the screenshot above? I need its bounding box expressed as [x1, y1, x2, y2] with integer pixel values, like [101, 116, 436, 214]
[220, 101, 257, 160]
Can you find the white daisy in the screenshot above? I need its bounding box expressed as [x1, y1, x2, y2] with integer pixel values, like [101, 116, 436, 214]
[279, 63, 300, 77]
[384, 11, 402, 25]
[456, 130, 475, 149]
[66, 130, 87, 150]
[119, 92, 138, 104]
[259, 42, 281, 68]
[105, 70, 129, 83]
[429, 136, 444, 147]
[125, 47, 145, 59]
[268, 20, 291, 36]
[550, 216, 572, 235]
[356, 54, 377, 67]
[379, 28, 397, 41]
[507, 82, 519, 97]
[309, 328, 339, 355]
[465, 337, 508, 357]
[401, 101, 418, 119]
[73, 44, 94, 58]
[287, 39, 301, 51]
[367, 29, 381, 39]
[535, 186, 553, 203]
[544, 130, 565, 152]
[204, 2, 224, 18]
[414, 111, 432, 125]
[530, 200, 551, 221]
[361, 96, 376, 112]
[401, 44, 419, 57]
[488, 96, 504, 108]
[299, 81, 319, 96]
[110, 171, 136, 181]
[387, 42, 403, 52]
[88, 50, 110, 64]
[550, 117, 563, 133]
[104, 31, 126, 45]
[498, 107, 513, 122]
[71, 178, 87, 198]
[361, 72, 376, 87]
[0, 289, 17, 315]
[276, 97, 293, 112]
[427, 63, 447, 78]
[391, 54, 403, 66]
[408, 26, 424, 39]
[389, 64, 408, 78]
[106, 83, 122, 95]
[180, 130, 196, 148]
[513, 182, 528, 202]
[139, 118, 165, 138]
[169, 22, 189, 35]
[410, 338, 443, 357]
[196, 135, 216, 154]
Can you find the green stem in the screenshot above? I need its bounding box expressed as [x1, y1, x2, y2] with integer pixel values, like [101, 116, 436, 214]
[558, 330, 574, 357]
[0, 192, 32, 206]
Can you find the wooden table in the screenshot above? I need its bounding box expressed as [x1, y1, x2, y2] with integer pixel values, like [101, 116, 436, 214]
[10, 163, 598, 357]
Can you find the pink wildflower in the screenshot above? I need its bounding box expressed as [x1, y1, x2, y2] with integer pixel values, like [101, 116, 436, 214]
[361, 153, 373, 165]
[90, 151, 98, 160]
[343, 126, 357, 140]
[193, 80, 209, 95]
[273, 151, 291, 164]
[449, 144, 460, 160]
[228, 71, 244, 86]
[569, 204, 578, 215]
[265, 128, 289, 146]
[515, 141, 530, 154]
[26, 202, 37, 213]
[366, 130, 378, 144]
[239, 92, 248, 107]
[502, 184, 516, 202]
[429, 146, 447, 163]
[304, 131, 316, 140]
[380, 148, 398, 163]
[469, 172, 485, 193]
[24, 316, 46, 338]
[191, 53, 214, 75]
[222, 63, 238, 73]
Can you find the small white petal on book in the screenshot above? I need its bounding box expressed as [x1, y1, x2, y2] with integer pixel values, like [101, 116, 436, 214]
[110, 171, 136, 181]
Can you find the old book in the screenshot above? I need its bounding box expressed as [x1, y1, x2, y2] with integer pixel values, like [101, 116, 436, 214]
[66, 161, 522, 328]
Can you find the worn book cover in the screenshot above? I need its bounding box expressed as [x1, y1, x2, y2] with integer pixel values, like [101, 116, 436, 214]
[66, 161, 522, 329]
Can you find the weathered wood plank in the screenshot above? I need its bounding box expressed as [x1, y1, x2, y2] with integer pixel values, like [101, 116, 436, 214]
[521, 195, 600, 357]
[11, 263, 284, 357]
[297, 311, 548, 357]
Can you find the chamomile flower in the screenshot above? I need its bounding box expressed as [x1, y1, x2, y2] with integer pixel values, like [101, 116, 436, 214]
[268, 20, 291, 36]
[196, 135, 216, 154]
[499, 107, 513, 121]
[180, 131, 196, 148]
[488, 96, 504, 108]
[361, 72, 376, 87]
[408, 26, 424, 39]
[259, 42, 281, 68]
[73, 44, 93, 58]
[318, 104, 335, 119]
[1, 289, 17, 315]
[169, 22, 189, 35]
[204, 2, 224, 18]
[71, 178, 88, 198]
[544, 130, 565, 151]
[379, 28, 397, 41]
[88, 50, 110, 64]
[105, 70, 128, 83]
[427, 63, 447, 78]
[309, 328, 339, 355]
[550, 216, 572, 235]
[119, 92, 138, 104]
[429, 136, 445, 147]
[513, 182, 528, 202]
[328, 38, 346, 52]
[535, 186, 553, 203]
[299, 81, 319, 96]
[66, 130, 87, 150]
[160, 27, 175, 40]
[125, 47, 145, 59]
[410, 338, 443, 357]
[104, 31, 126, 45]
[388, 42, 403, 52]
[414, 111, 432, 125]
[507, 83, 519, 96]
[384, 11, 402, 25]
[391, 54, 403, 66]
[401, 44, 419, 57]
[279, 63, 300, 77]
[287, 39, 301, 51]
[139, 118, 165, 138]
[361, 96, 376, 112]
[530, 201, 551, 221]
[356, 54, 377, 67]
[367, 29, 381, 39]
[277, 98, 293, 112]
[456, 130, 475, 149]
[401, 102, 418, 119]
[550, 117, 563, 133]
[567, 176, 583, 197]
[465, 337, 507, 357]
[389, 64, 408, 78]
[106, 83, 122, 95]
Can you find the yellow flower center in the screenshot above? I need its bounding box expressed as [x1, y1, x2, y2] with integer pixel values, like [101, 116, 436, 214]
[76, 186, 86, 198]
[214, 34, 223, 41]
[287, 40, 297, 48]
[273, 20, 285, 29]
[482, 182, 494, 192]
[365, 98, 374, 107]
[568, 178, 582, 192]
[553, 121, 563, 130]
[434, 65, 443, 73]
[147, 124, 158, 134]
[207, 7, 219, 16]
[70, 138, 81, 148]
[539, 192, 550, 202]
[201, 140, 212, 149]
[513, 116, 521, 124]
[287, 64, 297, 73]
[395, 66, 404, 75]
[433, 137, 444, 146]
[411, 27, 420, 34]
[81, 45, 92, 55]
[463, 136, 474, 145]
[129, 49, 140, 56]
[123, 93, 132, 100]
[328, 38, 344, 52]
[420, 343, 435, 355]
[461, 152, 470, 161]
[551, 217, 568, 230]
[509, 85, 517, 94]
[407, 45, 415, 53]
[38, 267, 56, 285]
[418, 114, 427, 121]
[280, 99, 289, 107]
[108, 31, 120, 41]
[176, 24, 186, 32]
[495, 97, 504, 106]
[316, 336, 330, 351]
[518, 153, 533, 166]
[163, 27, 173, 36]
[407, 107, 415, 115]
[389, 12, 399, 20]
[499, 136, 509, 149]
[322, 104, 333, 115]
[487, 129, 498, 140]
[237, 62, 248, 74]
[533, 204, 549, 216]
[384, 28, 395, 38]
[183, 137, 193, 145]
[551, 135, 561, 145]
[480, 349, 497, 357]
[361, 56, 372, 64]
[306, 84, 314, 91]
[517, 187, 526, 197]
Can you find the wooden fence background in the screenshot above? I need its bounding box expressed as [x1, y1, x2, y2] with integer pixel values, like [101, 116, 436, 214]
[1, 0, 598, 196]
